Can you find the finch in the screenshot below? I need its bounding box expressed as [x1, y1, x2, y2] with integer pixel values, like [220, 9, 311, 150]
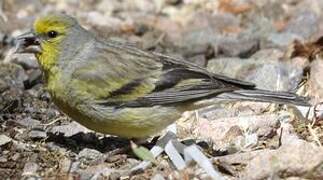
[15, 13, 309, 138]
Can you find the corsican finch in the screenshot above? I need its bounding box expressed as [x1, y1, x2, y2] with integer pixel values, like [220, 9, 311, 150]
[16, 14, 308, 138]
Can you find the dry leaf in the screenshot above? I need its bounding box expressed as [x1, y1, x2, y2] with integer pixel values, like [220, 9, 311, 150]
[290, 36, 323, 61]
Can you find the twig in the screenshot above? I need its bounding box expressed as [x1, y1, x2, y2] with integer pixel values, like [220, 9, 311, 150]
[278, 127, 283, 147]
[153, 33, 165, 47]
[41, 117, 65, 127]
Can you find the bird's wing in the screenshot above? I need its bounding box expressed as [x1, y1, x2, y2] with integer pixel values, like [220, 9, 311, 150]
[71, 40, 255, 107]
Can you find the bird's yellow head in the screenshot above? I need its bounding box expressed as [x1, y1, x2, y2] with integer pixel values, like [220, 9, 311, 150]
[33, 14, 78, 70]
[16, 14, 80, 72]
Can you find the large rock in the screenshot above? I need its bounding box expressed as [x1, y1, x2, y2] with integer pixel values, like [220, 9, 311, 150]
[285, 11, 319, 39]
[207, 57, 303, 91]
[242, 141, 323, 179]
[213, 140, 323, 179]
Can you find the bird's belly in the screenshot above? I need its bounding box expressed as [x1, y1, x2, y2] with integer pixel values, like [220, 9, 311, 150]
[52, 97, 181, 138]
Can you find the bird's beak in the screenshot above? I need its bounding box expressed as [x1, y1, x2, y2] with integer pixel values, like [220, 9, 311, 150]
[15, 31, 42, 54]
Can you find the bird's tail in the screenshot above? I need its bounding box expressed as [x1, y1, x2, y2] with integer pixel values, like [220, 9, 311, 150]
[218, 89, 310, 106]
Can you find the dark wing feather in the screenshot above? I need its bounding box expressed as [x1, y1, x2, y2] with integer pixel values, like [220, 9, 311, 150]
[77, 40, 256, 107]
[119, 87, 236, 107]
[153, 52, 256, 88]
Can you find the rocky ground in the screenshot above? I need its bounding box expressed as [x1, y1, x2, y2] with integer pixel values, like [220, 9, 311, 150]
[0, 0, 323, 179]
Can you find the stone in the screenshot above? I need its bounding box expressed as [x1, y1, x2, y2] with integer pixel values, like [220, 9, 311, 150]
[86, 11, 109, 27]
[179, 27, 218, 49]
[46, 142, 67, 153]
[251, 48, 284, 62]
[12, 53, 39, 70]
[60, 157, 80, 173]
[190, 12, 240, 34]
[49, 121, 91, 137]
[124, 0, 156, 13]
[266, 32, 303, 48]
[242, 141, 323, 179]
[78, 148, 104, 164]
[0, 134, 12, 146]
[23, 69, 42, 90]
[198, 105, 238, 120]
[83, 11, 125, 35]
[11, 153, 21, 161]
[197, 114, 278, 150]
[217, 37, 259, 58]
[28, 130, 47, 139]
[152, 173, 166, 180]
[243, 61, 303, 91]
[22, 162, 39, 177]
[285, 11, 319, 39]
[0, 157, 7, 163]
[173, 12, 240, 48]
[16, 117, 41, 128]
[178, 102, 281, 152]
[207, 57, 303, 91]
[76, 164, 116, 180]
[213, 141, 323, 179]
[0, 62, 28, 89]
[207, 57, 246, 78]
[95, 0, 122, 15]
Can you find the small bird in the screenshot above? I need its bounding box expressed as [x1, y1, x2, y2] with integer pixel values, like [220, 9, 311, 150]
[16, 14, 308, 138]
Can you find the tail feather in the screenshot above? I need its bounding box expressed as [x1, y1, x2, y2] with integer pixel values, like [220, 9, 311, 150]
[218, 89, 310, 106]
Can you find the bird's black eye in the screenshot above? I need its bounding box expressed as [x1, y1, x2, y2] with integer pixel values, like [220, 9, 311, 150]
[47, 31, 58, 38]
